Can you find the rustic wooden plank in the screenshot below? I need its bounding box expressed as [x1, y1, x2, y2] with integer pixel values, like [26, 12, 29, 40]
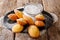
[29, 0, 42, 4]
[42, 0, 60, 14]
[17, 0, 29, 7]
[42, 0, 60, 40]
[0, 0, 17, 17]
[0, 0, 4, 17]
[0, 25, 14, 40]
[15, 33, 47, 40]
[17, 0, 42, 7]
[48, 24, 59, 40]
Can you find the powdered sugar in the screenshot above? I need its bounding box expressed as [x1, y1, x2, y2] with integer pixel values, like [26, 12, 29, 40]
[24, 4, 43, 15]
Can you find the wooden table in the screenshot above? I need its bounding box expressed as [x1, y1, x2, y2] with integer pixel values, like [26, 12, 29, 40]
[0, 0, 60, 40]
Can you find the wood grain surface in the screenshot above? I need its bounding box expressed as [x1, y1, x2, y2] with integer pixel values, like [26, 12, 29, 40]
[42, 0, 60, 40]
[0, 0, 60, 40]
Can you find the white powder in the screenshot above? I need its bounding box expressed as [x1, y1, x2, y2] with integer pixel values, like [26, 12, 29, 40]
[24, 4, 43, 15]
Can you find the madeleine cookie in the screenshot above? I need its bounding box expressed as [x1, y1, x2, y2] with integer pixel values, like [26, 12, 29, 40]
[28, 25, 40, 38]
[17, 18, 27, 25]
[8, 14, 18, 21]
[35, 14, 45, 21]
[23, 15, 34, 25]
[35, 21, 45, 27]
[14, 9, 23, 18]
[12, 24, 24, 33]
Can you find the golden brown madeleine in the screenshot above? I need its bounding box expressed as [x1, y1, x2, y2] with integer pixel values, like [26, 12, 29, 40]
[17, 18, 27, 25]
[35, 21, 45, 27]
[12, 24, 24, 33]
[35, 14, 45, 21]
[28, 25, 40, 38]
[23, 15, 34, 25]
[14, 9, 23, 18]
[8, 14, 18, 21]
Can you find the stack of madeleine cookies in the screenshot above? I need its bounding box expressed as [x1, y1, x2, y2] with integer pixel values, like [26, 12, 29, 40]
[8, 9, 45, 38]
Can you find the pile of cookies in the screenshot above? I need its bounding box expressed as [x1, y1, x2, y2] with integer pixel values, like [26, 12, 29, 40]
[8, 9, 45, 38]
